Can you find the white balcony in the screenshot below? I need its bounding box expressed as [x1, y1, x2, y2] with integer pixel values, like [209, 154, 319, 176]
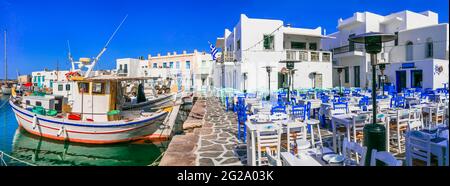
[331, 44, 365, 58]
[218, 51, 235, 63]
[285, 49, 332, 62]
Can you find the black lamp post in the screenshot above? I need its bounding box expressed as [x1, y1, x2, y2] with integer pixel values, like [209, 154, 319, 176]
[334, 66, 346, 96]
[262, 66, 275, 100]
[379, 64, 387, 96]
[349, 32, 396, 165]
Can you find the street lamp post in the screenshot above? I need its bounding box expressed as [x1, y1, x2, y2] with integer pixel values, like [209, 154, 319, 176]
[334, 66, 346, 96]
[243, 72, 248, 93]
[379, 64, 386, 96]
[349, 32, 396, 165]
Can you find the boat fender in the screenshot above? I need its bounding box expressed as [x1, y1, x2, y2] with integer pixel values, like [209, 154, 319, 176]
[32, 115, 38, 129]
[57, 126, 65, 137]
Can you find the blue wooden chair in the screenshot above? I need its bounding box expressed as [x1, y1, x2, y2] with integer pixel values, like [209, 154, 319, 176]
[321, 95, 330, 103]
[291, 104, 307, 121]
[271, 105, 287, 114]
[290, 97, 297, 105]
[299, 93, 307, 99]
[333, 102, 348, 115]
[359, 96, 369, 111]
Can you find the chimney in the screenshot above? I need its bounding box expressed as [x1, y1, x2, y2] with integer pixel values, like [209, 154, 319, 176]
[157, 53, 161, 57]
[173, 51, 177, 55]
[183, 50, 187, 54]
[167, 52, 171, 56]
[194, 49, 198, 53]
[148, 54, 152, 59]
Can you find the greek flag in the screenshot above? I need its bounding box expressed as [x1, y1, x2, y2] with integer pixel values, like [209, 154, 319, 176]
[209, 42, 218, 61]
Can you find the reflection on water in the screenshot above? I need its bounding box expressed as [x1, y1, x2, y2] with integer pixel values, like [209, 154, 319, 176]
[1, 95, 195, 166]
[10, 128, 168, 166]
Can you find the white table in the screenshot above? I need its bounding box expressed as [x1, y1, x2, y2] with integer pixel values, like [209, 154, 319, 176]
[280, 151, 324, 166]
[331, 114, 357, 152]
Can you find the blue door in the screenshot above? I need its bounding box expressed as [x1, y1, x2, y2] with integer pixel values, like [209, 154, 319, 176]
[396, 71, 407, 93]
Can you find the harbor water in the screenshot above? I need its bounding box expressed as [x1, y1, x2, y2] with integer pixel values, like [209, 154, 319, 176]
[0, 95, 191, 166]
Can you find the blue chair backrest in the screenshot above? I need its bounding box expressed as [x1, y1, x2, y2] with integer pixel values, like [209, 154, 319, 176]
[390, 96, 405, 108]
[290, 97, 297, 105]
[321, 95, 329, 103]
[333, 102, 348, 113]
[333, 96, 341, 103]
[291, 105, 307, 120]
[343, 89, 351, 96]
[271, 105, 286, 114]
[299, 94, 307, 99]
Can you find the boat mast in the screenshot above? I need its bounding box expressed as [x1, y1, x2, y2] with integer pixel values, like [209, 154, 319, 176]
[84, 15, 128, 78]
[67, 40, 76, 72]
[4, 30, 7, 85]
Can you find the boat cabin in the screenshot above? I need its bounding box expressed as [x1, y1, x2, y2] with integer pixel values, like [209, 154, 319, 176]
[21, 95, 65, 112]
[66, 76, 150, 122]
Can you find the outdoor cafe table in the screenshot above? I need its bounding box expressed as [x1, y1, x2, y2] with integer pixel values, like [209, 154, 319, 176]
[331, 113, 357, 152]
[298, 99, 322, 109]
[412, 103, 444, 125]
[281, 151, 326, 166]
[320, 103, 361, 119]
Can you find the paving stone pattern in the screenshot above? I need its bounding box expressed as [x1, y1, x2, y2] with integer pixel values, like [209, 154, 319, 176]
[195, 97, 246, 166]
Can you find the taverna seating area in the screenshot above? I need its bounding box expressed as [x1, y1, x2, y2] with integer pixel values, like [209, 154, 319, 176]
[211, 86, 449, 166]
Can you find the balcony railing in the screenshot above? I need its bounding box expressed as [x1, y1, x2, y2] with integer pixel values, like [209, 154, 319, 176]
[285, 50, 332, 62]
[218, 51, 235, 63]
[331, 44, 365, 55]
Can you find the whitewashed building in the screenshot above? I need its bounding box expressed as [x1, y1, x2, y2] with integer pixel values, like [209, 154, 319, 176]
[32, 70, 70, 89]
[322, 10, 449, 91]
[213, 14, 333, 93]
[115, 50, 214, 92]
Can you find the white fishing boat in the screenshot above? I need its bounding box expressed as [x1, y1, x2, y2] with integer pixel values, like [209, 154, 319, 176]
[10, 75, 170, 144]
[9, 15, 173, 144]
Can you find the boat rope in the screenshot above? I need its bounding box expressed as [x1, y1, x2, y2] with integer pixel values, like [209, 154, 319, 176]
[148, 151, 165, 166]
[0, 151, 37, 166]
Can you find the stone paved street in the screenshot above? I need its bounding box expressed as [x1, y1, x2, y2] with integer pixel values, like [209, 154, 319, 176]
[195, 97, 246, 166]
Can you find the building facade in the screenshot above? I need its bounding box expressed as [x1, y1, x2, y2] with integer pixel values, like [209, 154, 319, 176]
[32, 70, 69, 89]
[322, 10, 449, 91]
[214, 14, 333, 93]
[115, 50, 213, 92]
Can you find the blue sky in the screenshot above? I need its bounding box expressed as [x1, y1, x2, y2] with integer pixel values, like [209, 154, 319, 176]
[0, 0, 448, 78]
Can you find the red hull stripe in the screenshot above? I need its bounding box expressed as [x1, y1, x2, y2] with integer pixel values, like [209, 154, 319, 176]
[16, 114, 159, 135]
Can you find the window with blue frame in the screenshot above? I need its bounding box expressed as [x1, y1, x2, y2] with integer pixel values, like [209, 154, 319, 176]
[186, 61, 191, 69]
[163, 62, 167, 68]
[170, 62, 174, 68]
[153, 63, 157, 68]
[176, 61, 180, 69]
